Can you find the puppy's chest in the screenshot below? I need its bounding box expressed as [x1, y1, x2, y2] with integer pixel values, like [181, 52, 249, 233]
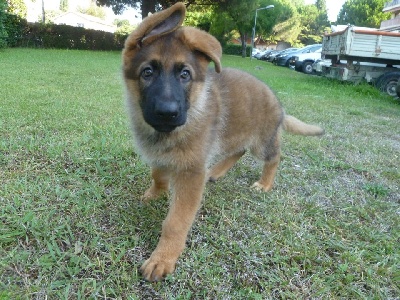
[137, 129, 213, 168]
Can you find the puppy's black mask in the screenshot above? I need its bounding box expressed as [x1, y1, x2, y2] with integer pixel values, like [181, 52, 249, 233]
[140, 62, 191, 133]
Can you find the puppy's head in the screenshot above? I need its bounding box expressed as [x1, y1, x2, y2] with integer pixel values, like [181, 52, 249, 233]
[123, 2, 222, 133]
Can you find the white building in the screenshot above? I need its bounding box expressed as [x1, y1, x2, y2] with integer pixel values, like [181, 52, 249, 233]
[53, 11, 117, 32]
[381, 0, 400, 32]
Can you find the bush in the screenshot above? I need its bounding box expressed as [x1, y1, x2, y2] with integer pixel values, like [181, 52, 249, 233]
[223, 44, 251, 57]
[3, 13, 27, 47]
[0, 1, 8, 48]
[21, 23, 128, 50]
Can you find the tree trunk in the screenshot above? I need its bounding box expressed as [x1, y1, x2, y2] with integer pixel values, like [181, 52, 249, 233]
[141, 0, 157, 19]
[41, 0, 45, 23]
[240, 32, 247, 58]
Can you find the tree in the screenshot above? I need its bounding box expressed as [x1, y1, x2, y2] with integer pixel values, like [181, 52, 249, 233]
[297, 0, 330, 45]
[258, 0, 299, 45]
[95, 0, 223, 20]
[60, 0, 68, 12]
[78, 1, 107, 20]
[216, 0, 258, 57]
[337, 0, 390, 28]
[6, 0, 26, 18]
[114, 18, 135, 35]
[95, 0, 159, 19]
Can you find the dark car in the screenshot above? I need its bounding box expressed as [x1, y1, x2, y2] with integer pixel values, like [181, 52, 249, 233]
[264, 50, 281, 62]
[258, 50, 274, 60]
[271, 48, 298, 64]
[275, 44, 322, 67]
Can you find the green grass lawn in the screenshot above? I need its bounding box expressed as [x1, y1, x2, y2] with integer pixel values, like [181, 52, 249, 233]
[1, 48, 399, 299]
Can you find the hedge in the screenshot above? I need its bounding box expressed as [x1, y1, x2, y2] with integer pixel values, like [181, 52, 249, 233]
[3, 13, 27, 47]
[21, 23, 128, 50]
[2, 16, 249, 54]
[222, 44, 252, 57]
[1, 16, 129, 50]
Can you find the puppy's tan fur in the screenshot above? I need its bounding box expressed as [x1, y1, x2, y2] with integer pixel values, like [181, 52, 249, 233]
[122, 2, 324, 281]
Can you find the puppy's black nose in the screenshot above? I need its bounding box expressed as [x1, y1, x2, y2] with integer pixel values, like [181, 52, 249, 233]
[155, 101, 179, 118]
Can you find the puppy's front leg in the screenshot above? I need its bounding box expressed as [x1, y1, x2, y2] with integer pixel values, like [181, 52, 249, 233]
[141, 167, 170, 203]
[140, 168, 206, 281]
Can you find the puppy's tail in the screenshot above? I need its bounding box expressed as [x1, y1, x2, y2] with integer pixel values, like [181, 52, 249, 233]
[283, 115, 324, 136]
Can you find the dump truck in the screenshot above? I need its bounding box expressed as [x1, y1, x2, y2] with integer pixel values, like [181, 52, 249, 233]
[320, 26, 400, 97]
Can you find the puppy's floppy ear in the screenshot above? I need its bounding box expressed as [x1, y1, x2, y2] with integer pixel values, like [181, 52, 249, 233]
[179, 27, 222, 73]
[123, 2, 186, 64]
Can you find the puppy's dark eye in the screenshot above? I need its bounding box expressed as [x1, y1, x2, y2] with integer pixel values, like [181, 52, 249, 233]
[142, 67, 153, 79]
[180, 69, 191, 81]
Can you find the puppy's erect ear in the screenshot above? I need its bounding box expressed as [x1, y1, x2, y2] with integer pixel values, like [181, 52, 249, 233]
[179, 27, 222, 73]
[123, 2, 186, 65]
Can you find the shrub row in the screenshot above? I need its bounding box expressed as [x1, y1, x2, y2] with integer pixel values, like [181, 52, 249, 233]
[1, 13, 129, 50]
[20, 23, 128, 50]
[2, 13, 249, 55]
[222, 44, 252, 57]
[1, 13, 27, 48]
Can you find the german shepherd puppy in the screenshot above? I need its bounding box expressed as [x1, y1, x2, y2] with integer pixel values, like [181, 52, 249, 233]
[122, 3, 324, 281]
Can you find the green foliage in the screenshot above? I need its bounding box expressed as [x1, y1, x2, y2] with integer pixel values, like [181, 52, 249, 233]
[270, 0, 301, 44]
[216, 0, 258, 57]
[209, 10, 235, 47]
[337, 0, 391, 28]
[297, 2, 330, 45]
[0, 0, 8, 48]
[2, 12, 26, 47]
[6, 0, 26, 18]
[59, 0, 69, 12]
[78, 2, 107, 20]
[185, 5, 212, 32]
[113, 18, 136, 40]
[40, 10, 63, 24]
[257, 0, 294, 38]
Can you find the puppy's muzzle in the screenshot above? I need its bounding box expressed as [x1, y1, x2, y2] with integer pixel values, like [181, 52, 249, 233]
[155, 100, 179, 119]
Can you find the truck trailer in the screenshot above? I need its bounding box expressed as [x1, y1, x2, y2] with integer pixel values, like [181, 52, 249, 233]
[321, 26, 400, 97]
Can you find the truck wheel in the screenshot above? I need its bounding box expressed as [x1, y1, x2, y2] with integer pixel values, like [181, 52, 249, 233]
[302, 61, 314, 74]
[376, 72, 400, 97]
[396, 82, 400, 98]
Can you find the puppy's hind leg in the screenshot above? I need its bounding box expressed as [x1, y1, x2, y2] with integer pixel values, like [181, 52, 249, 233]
[251, 133, 282, 192]
[208, 151, 245, 182]
[142, 167, 170, 203]
[251, 152, 280, 192]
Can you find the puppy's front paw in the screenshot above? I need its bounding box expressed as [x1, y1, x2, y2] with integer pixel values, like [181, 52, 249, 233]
[251, 181, 273, 192]
[140, 254, 176, 282]
[141, 186, 167, 203]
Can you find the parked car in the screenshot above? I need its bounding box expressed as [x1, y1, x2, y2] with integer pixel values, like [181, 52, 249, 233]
[259, 50, 274, 60]
[254, 49, 272, 60]
[271, 48, 298, 64]
[275, 44, 322, 67]
[264, 50, 281, 62]
[289, 48, 322, 74]
[252, 48, 261, 58]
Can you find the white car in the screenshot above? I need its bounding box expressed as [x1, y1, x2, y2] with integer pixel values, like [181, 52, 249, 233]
[289, 48, 322, 74]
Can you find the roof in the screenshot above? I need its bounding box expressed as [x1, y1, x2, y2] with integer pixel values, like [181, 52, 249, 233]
[53, 11, 116, 30]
